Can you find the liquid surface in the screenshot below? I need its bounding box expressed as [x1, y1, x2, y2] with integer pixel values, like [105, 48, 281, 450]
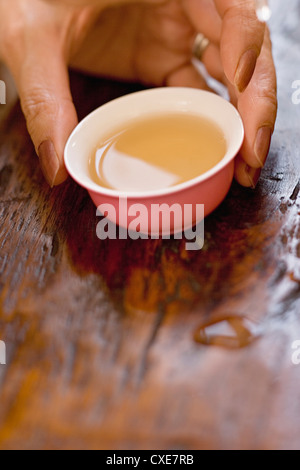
[90, 114, 227, 192]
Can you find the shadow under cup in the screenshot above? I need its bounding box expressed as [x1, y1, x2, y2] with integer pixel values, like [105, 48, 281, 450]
[64, 88, 244, 237]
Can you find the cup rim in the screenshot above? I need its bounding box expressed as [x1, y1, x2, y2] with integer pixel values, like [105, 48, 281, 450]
[64, 87, 244, 199]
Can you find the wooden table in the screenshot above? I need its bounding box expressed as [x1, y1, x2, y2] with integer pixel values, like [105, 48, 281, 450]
[0, 0, 300, 450]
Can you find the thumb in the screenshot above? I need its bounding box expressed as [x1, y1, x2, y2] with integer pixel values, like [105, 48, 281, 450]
[13, 49, 78, 186]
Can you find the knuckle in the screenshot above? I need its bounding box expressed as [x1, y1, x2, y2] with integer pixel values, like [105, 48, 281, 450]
[255, 90, 278, 127]
[225, 1, 257, 19]
[224, 1, 265, 38]
[257, 82, 278, 109]
[21, 90, 74, 132]
[21, 91, 60, 125]
[265, 90, 278, 111]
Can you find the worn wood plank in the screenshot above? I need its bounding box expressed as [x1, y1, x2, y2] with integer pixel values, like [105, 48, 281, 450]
[0, 0, 300, 450]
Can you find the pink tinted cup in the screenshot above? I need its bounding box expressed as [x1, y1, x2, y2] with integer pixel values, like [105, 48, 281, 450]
[64, 88, 244, 235]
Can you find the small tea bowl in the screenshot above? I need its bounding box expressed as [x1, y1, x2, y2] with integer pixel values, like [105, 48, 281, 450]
[64, 87, 244, 236]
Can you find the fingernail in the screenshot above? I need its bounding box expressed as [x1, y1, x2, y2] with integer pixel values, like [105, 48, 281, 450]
[246, 165, 261, 189]
[235, 49, 258, 93]
[38, 140, 60, 187]
[255, 126, 272, 167]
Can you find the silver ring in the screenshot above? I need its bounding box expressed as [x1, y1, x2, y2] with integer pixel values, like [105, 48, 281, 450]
[193, 33, 210, 62]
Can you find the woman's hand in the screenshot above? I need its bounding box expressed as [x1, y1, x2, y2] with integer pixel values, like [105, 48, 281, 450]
[0, 0, 277, 188]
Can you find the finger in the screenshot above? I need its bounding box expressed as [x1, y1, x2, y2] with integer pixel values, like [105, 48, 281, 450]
[166, 63, 213, 91]
[236, 29, 277, 187]
[184, 0, 222, 45]
[5, 42, 78, 187]
[200, 43, 226, 85]
[213, 0, 266, 92]
[234, 155, 262, 188]
[194, 44, 238, 106]
[195, 41, 239, 108]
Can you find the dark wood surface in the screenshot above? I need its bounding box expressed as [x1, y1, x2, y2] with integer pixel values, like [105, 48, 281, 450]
[0, 0, 300, 450]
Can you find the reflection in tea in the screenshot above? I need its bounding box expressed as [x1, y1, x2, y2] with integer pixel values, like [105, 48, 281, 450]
[90, 113, 227, 192]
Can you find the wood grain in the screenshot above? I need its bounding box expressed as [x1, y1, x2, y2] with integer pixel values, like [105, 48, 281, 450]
[0, 0, 300, 450]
